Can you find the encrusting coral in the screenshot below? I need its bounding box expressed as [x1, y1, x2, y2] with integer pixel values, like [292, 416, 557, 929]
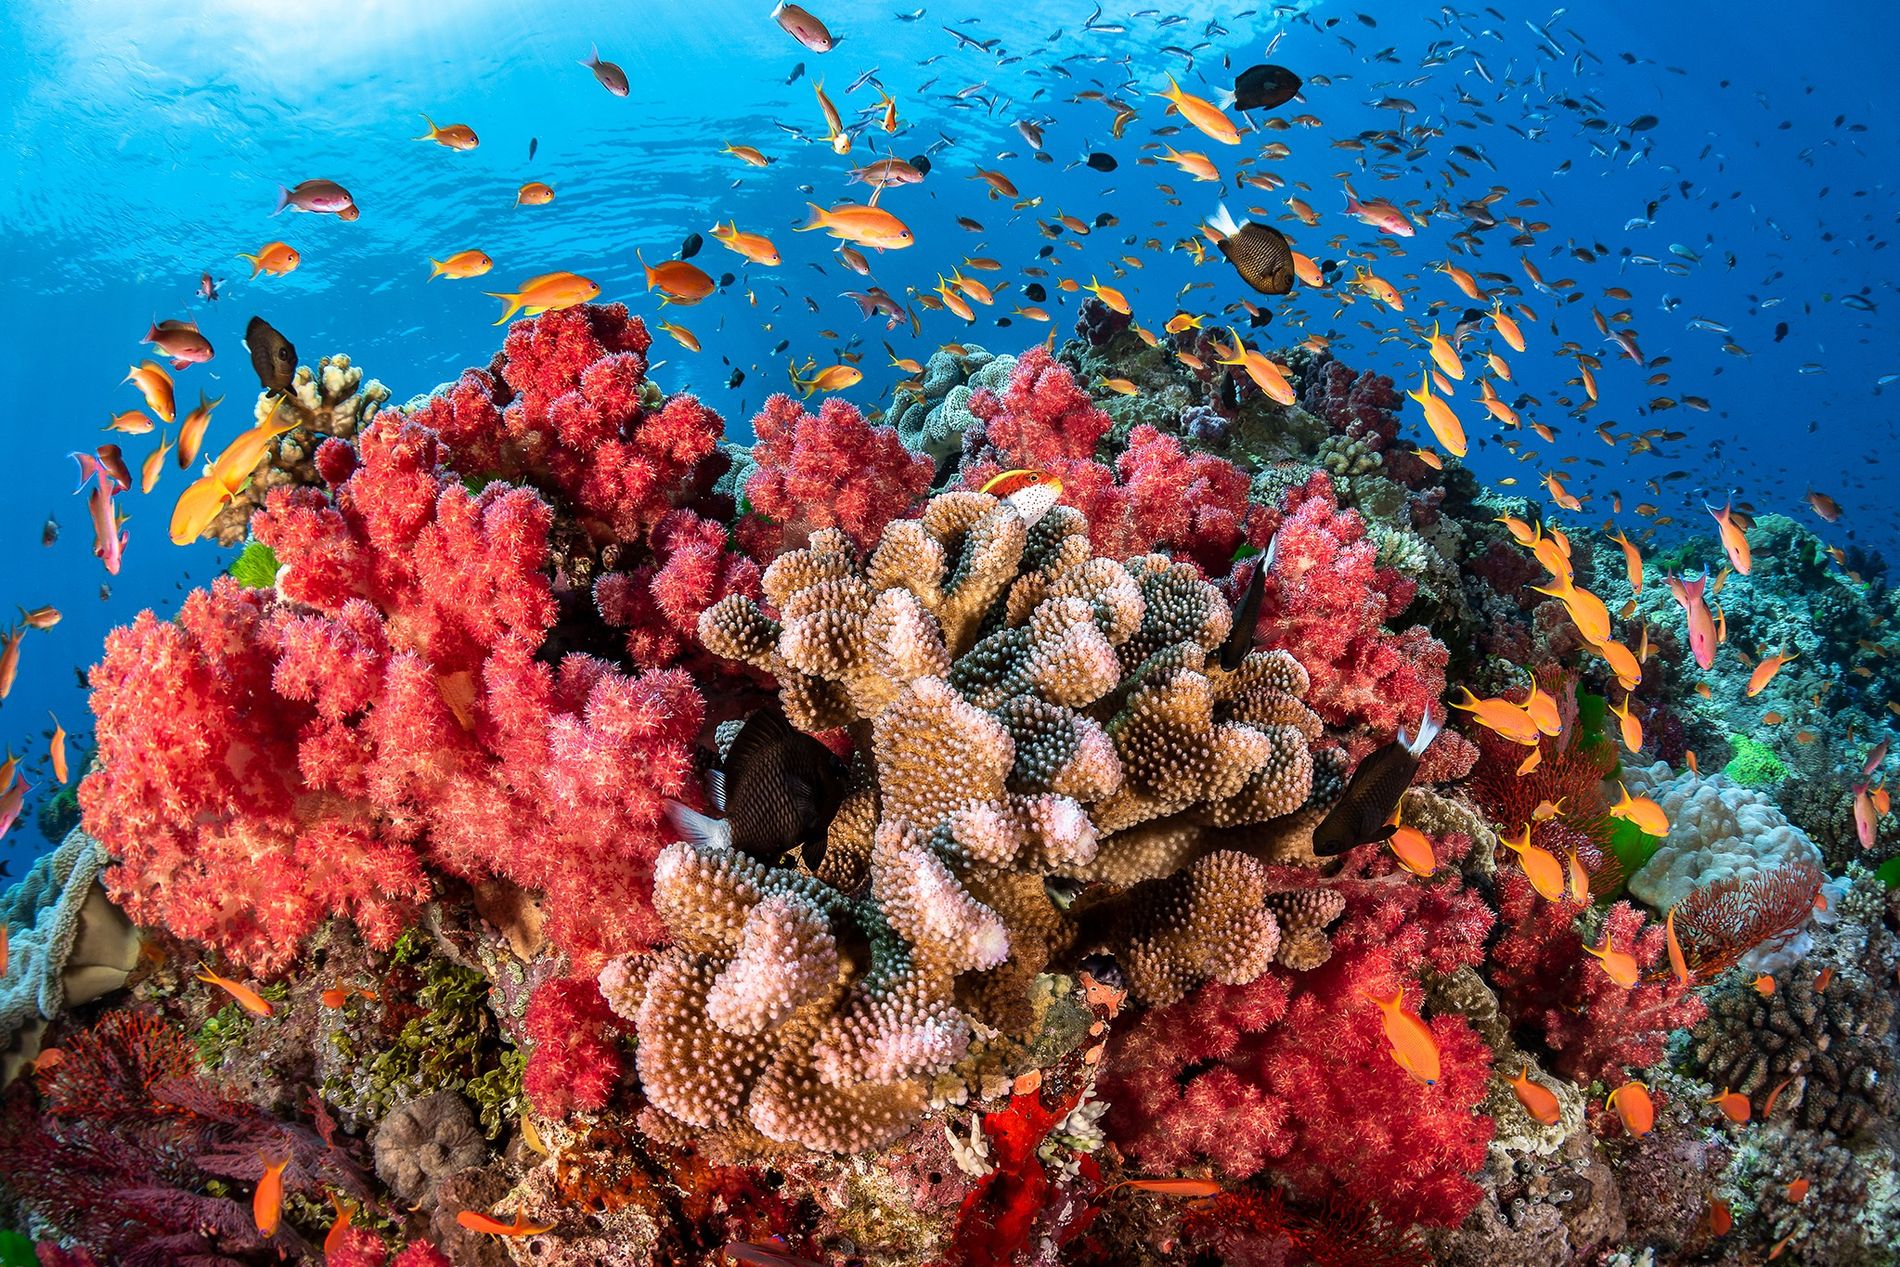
[371, 1090, 487, 1207]
[626, 482, 1325, 1152]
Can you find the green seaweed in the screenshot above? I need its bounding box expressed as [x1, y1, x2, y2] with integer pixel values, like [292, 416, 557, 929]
[1573, 690, 1619, 774]
[0, 1230, 37, 1267]
[226, 540, 280, 589]
[1608, 816, 1663, 881]
[194, 981, 289, 1068]
[1723, 734, 1788, 788]
[1877, 856, 1900, 890]
[321, 936, 520, 1139]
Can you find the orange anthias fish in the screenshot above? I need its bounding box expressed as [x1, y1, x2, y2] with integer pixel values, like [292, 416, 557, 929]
[1787, 1177, 1810, 1203]
[197, 964, 274, 1017]
[1608, 529, 1644, 593]
[1366, 986, 1441, 1085]
[789, 361, 862, 397]
[1156, 74, 1239, 145]
[516, 181, 555, 205]
[1521, 683, 1561, 737]
[1746, 651, 1798, 697]
[238, 241, 300, 278]
[1582, 930, 1640, 987]
[457, 1208, 557, 1237]
[798, 202, 913, 251]
[486, 272, 600, 324]
[1565, 848, 1589, 903]
[1664, 573, 1719, 670]
[1449, 686, 1542, 745]
[48, 712, 68, 784]
[1707, 1088, 1751, 1124]
[1706, 498, 1752, 575]
[428, 249, 495, 281]
[1606, 1080, 1654, 1136]
[171, 401, 299, 545]
[254, 1156, 290, 1237]
[1491, 301, 1526, 352]
[1609, 781, 1670, 836]
[124, 360, 176, 424]
[1405, 372, 1467, 457]
[1664, 906, 1692, 986]
[1607, 695, 1644, 754]
[1425, 321, 1464, 380]
[1753, 973, 1778, 996]
[1212, 329, 1297, 406]
[639, 252, 715, 306]
[1084, 277, 1132, 315]
[1500, 825, 1567, 902]
[414, 114, 479, 150]
[711, 222, 781, 266]
[1509, 1063, 1561, 1125]
[1386, 808, 1437, 878]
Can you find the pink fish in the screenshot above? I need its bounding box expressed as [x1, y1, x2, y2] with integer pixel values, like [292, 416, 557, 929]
[1664, 573, 1717, 669]
[275, 179, 355, 215]
[76, 455, 129, 576]
[0, 770, 28, 842]
[1344, 180, 1414, 236]
[771, 2, 835, 53]
[144, 318, 214, 370]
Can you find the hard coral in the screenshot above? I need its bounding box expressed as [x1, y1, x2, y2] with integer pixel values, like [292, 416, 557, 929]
[84, 409, 704, 974]
[370, 1092, 487, 1207]
[636, 488, 1320, 1152]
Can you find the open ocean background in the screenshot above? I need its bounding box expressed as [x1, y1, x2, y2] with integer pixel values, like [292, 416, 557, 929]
[1, 0, 1895, 873]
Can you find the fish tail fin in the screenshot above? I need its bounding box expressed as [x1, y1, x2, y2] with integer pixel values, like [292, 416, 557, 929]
[1683, 574, 1706, 600]
[1342, 180, 1359, 210]
[273, 185, 290, 215]
[1206, 201, 1240, 238]
[237, 253, 262, 278]
[664, 799, 731, 852]
[1216, 86, 1237, 110]
[427, 258, 445, 280]
[485, 292, 523, 326]
[1406, 705, 1442, 757]
[70, 451, 100, 494]
[795, 202, 830, 232]
[414, 114, 437, 141]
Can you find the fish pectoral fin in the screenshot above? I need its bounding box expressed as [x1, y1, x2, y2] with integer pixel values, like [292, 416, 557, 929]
[663, 800, 731, 852]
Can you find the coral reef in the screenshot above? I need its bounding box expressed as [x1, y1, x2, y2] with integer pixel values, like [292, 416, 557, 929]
[34, 312, 1900, 1266]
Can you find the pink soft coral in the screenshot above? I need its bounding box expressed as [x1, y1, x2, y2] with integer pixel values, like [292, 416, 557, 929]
[1100, 858, 1496, 1227]
[738, 392, 934, 557]
[523, 975, 630, 1116]
[84, 413, 703, 975]
[963, 349, 1268, 574]
[1488, 870, 1707, 1083]
[1251, 473, 1472, 777]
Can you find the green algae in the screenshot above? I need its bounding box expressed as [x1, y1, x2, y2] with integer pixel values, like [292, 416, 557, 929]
[320, 930, 523, 1139]
[0, 1230, 36, 1267]
[194, 981, 289, 1067]
[1608, 816, 1663, 883]
[1724, 734, 1789, 788]
[227, 540, 280, 588]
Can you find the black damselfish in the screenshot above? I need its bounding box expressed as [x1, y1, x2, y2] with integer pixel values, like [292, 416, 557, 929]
[1311, 708, 1442, 855]
[665, 705, 847, 871]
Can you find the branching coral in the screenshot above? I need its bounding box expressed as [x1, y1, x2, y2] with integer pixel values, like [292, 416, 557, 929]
[626, 487, 1322, 1152]
[204, 354, 390, 546]
[83, 405, 705, 975]
[1692, 871, 1898, 1137]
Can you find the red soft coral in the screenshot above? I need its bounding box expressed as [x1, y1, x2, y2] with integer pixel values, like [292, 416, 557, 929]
[739, 392, 934, 556]
[522, 975, 631, 1116]
[1100, 864, 1496, 1227]
[595, 509, 762, 671]
[963, 350, 1269, 574]
[84, 414, 703, 975]
[1488, 870, 1707, 1083]
[1249, 474, 1469, 774]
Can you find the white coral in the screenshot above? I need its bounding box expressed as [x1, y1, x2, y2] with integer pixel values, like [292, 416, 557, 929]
[1625, 761, 1825, 911]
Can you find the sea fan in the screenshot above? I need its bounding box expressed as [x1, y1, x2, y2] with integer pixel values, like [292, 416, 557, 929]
[1667, 856, 1825, 982]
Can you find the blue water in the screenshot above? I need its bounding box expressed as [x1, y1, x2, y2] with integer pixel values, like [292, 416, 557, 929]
[1, 0, 1895, 869]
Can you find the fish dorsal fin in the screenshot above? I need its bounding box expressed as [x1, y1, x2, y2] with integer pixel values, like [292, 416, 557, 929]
[707, 768, 726, 812]
[721, 705, 799, 801]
